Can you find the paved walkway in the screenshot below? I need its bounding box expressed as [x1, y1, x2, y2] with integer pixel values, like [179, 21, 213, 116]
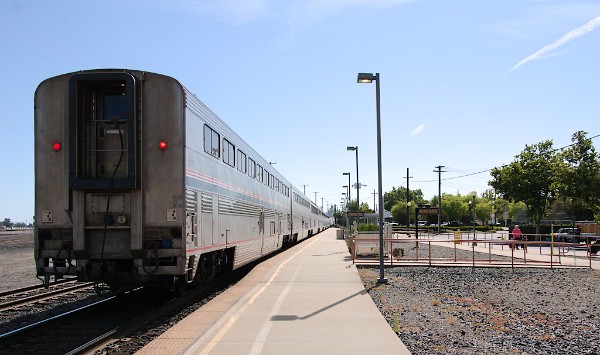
[139, 228, 411, 355]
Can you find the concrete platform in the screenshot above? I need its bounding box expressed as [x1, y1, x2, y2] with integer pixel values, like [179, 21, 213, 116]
[139, 228, 410, 355]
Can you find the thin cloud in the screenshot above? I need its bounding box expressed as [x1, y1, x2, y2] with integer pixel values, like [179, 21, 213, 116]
[506, 15, 600, 74]
[294, 0, 415, 23]
[176, 0, 271, 24]
[179, 0, 415, 26]
[410, 124, 426, 136]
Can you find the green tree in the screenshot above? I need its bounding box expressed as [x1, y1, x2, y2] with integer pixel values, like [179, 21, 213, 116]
[556, 131, 600, 222]
[441, 194, 468, 223]
[3, 218, 12, 228]
[491, 196, 510, 224]
[390, 200, 418, 225]
[490, 140, 558, 234]
[333, 210, 346, 226]
[345, 200, 373, 213]
[359, 202, 372, 213]
[383, 187, 425, 212]
[469, 196, 492, 225]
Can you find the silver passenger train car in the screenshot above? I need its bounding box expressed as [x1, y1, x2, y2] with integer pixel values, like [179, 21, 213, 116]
[34, 69, 330, 292]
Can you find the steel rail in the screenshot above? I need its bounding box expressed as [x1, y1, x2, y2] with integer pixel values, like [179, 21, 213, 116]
[0, 282, 95, 312]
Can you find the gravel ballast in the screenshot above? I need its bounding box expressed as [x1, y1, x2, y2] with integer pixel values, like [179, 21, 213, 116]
[357, 244, 600, 354]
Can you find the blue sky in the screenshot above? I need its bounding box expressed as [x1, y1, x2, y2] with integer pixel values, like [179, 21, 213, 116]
[1, 0, 599, 223]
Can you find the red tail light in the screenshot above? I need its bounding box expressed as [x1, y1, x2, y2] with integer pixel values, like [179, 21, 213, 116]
[52, 142, 62, 152]
[159, 141, 168, 150]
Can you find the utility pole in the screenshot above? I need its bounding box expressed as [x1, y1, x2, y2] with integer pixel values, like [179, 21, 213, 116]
[302, 184, 309, 195]
[433, 165, 446, 234]
[371, 189, 377, 212]
[403, 168, 413, 228]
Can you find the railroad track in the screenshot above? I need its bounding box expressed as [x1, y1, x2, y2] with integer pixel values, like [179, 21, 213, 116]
[0, 243, 290, 353]
[0, 266, 252, 354]
[0, 279, 95, 312]
[0, 287, 158, 354]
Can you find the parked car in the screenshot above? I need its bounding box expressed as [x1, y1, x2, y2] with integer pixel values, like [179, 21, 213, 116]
[447, 221, 463, 227]
[554, 227, 581, 243]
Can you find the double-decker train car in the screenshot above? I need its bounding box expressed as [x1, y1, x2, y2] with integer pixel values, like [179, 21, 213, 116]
[34, 69, 330, 293]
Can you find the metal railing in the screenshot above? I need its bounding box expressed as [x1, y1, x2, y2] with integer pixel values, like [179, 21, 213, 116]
[349, 236, 596, 269]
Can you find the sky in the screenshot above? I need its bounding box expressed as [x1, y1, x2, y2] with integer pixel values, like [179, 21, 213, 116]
[1, 0, 599, 223]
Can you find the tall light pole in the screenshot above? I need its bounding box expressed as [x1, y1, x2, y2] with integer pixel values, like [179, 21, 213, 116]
[357, 72, 386, 284]
[342, 193, 348, 231]
[342, 185, 349, 209]
[302, 184, 309, 195]
[347, 146, 359, 223]
[471, 191, 477, 237]
[314, 192, 319, 204]
[343, 172, 351, 228]
[342, 173, 351, 204]
[434, 165, 446, 234]
[404, 168, 412, 228]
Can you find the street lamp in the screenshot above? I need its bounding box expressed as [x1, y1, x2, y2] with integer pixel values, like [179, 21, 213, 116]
[342, 173, 351, 204]
[471, 191, 477, 237]
[342, 192, 348, 230]
[342, 185, 349, 208]
[347, 146, 359, 224]
[343, 172, 352, 228]
[357, 72, 386, 284]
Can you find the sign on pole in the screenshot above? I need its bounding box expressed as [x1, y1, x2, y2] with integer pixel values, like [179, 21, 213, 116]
[417, 208, 439, 215]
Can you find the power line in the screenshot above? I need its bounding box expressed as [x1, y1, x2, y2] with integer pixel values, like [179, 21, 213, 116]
[413, 133, 600, 184]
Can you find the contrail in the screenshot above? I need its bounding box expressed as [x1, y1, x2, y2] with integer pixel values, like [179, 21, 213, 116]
[410, 124, 426, 136]
[506, 15, 600, 74]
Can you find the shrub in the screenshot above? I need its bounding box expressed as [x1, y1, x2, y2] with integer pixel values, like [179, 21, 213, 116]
[358, 223, 379, 231]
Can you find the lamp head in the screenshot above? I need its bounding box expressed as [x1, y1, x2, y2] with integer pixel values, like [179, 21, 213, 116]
[357, 73, 376, 83]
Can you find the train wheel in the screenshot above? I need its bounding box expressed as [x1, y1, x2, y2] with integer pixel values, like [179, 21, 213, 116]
[198, 255, 216, 283]
[168, 275, 188, 296]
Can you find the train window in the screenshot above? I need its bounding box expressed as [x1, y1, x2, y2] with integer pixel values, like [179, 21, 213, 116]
[223, 139, 235, 167]
[103, 94, 127, 121]
[248, 158, 256, 178]
[270, 221, 276, 236]
[204, 125, 220, 158]
[257, 164, 263, 183]
[237, 150, 247, 173]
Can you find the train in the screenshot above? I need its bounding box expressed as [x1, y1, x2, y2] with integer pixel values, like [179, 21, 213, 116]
[34, 69, 330, 293]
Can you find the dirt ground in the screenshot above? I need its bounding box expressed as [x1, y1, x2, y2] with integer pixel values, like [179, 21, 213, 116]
[0, 231, 40, 292]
